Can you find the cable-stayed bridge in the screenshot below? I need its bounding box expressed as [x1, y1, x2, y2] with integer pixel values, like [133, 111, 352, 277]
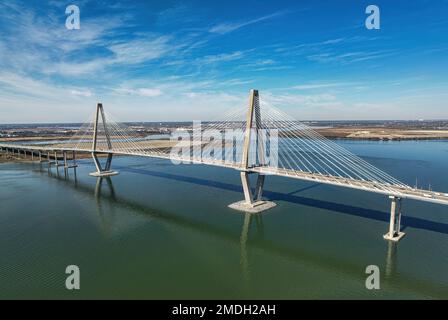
[1, 89, 447, 242]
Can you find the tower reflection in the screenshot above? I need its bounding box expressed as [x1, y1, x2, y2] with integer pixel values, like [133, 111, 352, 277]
[240, 212, 264, 294]
[94, 177, 117, 237]
[385, 240, 397, 279]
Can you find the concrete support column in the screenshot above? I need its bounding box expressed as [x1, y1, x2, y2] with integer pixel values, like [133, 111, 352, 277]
[92, 152, 102, 172]
[241, 172, 266, 204]
[63, 151, 67, 168]
[254, 174, 265, 201]
[383, 196, 405, 242]
[105, 154, 113, 171]
[241, 171, 254, 205]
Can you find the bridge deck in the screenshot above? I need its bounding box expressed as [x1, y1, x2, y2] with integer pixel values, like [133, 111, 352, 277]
[2, 143, 448, 205]
[252, 167, 448, 205]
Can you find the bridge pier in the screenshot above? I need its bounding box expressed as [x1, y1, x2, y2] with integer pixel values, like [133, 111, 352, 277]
[55, 151, 64, 167]
[72, 151, 77, 167]
[229, 171, 276, 213]
[63, 151, 78, 169]
[47, 151, 55, 165]
[383, 196, 405, 242]
[39, 151, 48, 163]
[90, 153, 118, 177]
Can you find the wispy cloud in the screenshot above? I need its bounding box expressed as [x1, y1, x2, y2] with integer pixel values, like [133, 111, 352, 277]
[209, 11, 286, 34]
[109, 36, 172, 64]
[0, 72, 95, 100]
[44, 59, 110, 76]
[114, 87, 163, 97]
[292, 82, 354, 90]
[307, 50, 398, 65]
[263, 91, 341, 108]
[201, 51, 245, 63]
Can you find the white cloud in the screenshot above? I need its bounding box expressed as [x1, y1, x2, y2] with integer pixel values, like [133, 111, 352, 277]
[0, 72, 96, 123]
[70, 89, 93, 97]
[0, 72, 95, 102]
[138, 88, 163, 97]
[112, 86, 163, 97]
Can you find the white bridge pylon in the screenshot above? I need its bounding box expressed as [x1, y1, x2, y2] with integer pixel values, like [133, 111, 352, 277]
[1, 89, 448, 242]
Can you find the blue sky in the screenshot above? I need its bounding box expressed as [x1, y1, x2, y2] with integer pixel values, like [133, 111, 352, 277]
[0, 0, 447, 123]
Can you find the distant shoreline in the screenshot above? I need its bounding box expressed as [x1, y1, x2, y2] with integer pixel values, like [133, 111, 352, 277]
[3, 127, 448, 143]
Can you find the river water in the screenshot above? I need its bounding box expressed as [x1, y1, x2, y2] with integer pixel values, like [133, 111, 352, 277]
[0, 139, 447, 299]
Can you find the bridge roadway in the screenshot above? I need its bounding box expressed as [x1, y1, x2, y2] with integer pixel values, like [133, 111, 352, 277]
[2, 143, 448, 206]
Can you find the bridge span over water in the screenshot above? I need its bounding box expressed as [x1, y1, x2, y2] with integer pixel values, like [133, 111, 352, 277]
[1, 90, 447, 242]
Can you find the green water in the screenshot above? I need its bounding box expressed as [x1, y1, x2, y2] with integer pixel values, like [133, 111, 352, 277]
[0, 140, 447, 299]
